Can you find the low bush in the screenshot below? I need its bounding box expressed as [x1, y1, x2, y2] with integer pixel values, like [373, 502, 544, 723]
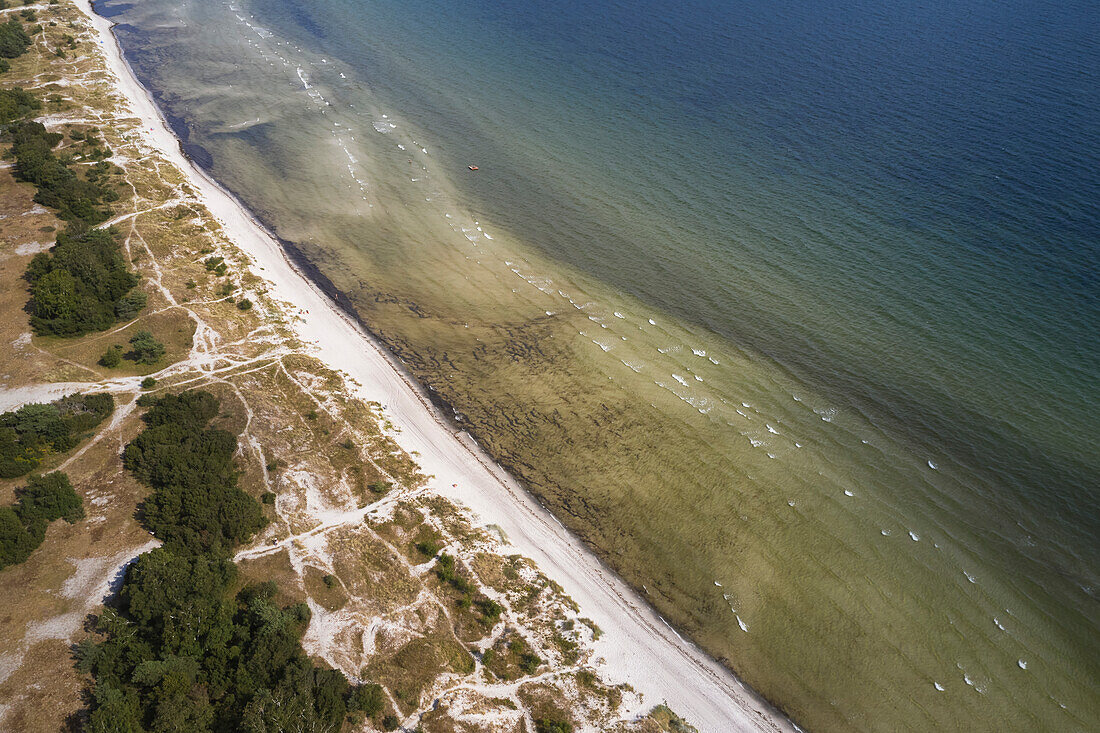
[535, 718, 574, 733]
[0, 472, 83, 569]
[0, 393, 113, 478]
[0, 18, 30, 60]
[0, 86, 39, 124]
[98, 346, 121, 368]
[127, 330, 164, 365]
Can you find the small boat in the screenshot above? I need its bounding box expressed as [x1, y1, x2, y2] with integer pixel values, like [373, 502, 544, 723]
[468, 165, 479, 171]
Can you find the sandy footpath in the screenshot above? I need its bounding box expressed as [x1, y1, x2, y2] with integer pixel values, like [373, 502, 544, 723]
[71, 2, 797, 730]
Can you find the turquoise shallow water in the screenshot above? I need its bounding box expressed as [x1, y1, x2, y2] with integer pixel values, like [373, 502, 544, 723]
[98, 0, 1098, 729]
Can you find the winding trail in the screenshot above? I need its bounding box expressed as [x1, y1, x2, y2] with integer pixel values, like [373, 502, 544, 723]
[72, 2, 797, 730]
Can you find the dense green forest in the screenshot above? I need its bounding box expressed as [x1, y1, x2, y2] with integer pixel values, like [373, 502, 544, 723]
[9, 119, 117, 228]
[0, 471, 83, 569]
[122, 391, 266, 556]
[0, 86, 39, 124]
[25, 226, 142, 336]
[0, 392, 114, 478]
[0, 17, 31, 71]
[2, 72, 141, 338]
[80, 391, 382, 732]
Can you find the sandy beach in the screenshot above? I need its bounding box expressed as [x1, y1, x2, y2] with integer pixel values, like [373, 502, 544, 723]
[70, 1, 797, 730]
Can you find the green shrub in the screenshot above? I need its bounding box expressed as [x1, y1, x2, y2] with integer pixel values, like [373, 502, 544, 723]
[24, 227, 138, 336]
[16, 471, 83, 525]
[475, 597, 504, 623]
[236, 298, 252, 311]
[415, 539, 439, 558]
[0, 18, 30, 59]
[127, 330, 164, 365]
[535, 718, 573, 733]
[261, 491, 276, 505]
[0, 86, 39, 123]
[0, 472, 82, 569]
[140, 377, 156, 390]
[518, 649, 542, 675]
[114, 289, 147, 320]
[382, 714, 400, 731]
[98, 346, 121, 368]
[0, 393, 112, 478]
[347, 683, 384, 716]
[435, 552, 457, 583]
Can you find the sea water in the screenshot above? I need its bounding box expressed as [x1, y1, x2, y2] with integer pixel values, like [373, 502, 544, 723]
[98, 0, 1098, 729]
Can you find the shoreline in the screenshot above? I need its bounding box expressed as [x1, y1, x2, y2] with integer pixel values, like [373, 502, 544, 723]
[74, 1, 798, 730]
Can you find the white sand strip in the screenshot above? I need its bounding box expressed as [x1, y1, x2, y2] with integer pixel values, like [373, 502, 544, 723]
[73, 3, 797, 730]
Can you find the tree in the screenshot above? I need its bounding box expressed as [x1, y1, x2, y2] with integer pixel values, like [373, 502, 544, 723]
[0, 18, 30, 59]
[122, 391, 264, 555]
[347, 683, 384, 716]
[31, 268, 78, 321]
[535, 718, 574, 733]
[0, 471, 83, 569]
[0, 86, 40, 123]
[0, 394, 112, 478]
[116, 290, 147, 320]
[128, 331, 165, 365]
[24, 227, 140, 336]
[100, 346, 121, 368]
[16, 471, 84, 525]
[86, 682, 144, 733]
[0, 505, 36, 567]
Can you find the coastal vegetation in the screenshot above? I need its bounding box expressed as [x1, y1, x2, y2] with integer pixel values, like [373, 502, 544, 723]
[80, 390, 376, 732]
[0, 86, 39, 123]
[9, 119, 117, 228]
[0, 18, 31, 67]
[121, 391, 265, 556]
[4, 99, 142, 338]
[1, 80, 140, 338]
[25, 227, 140, 335]
[0, 471, 83, 569]
[0, 393, 113, 478]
